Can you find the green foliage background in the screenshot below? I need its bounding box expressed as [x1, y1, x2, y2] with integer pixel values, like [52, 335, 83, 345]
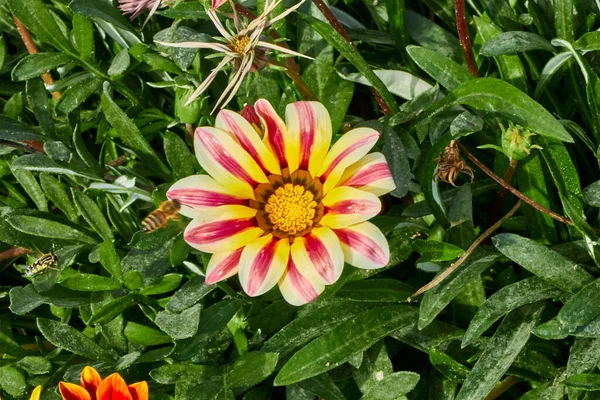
[1, 0, 600, 398]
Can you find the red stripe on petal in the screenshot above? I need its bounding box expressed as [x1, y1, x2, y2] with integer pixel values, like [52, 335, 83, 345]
[168, 188, 247, 208]
[206, 249, 243, 284]
[97, 374, 132, 400]
[304, 235, 336, 283]
[327, 199, 381, 216]
[255, 100, 287, 167]
[287, 259, 319, 303]
[246, 239, 278, 296]
[336, 229, 387, 266]
[185, 218, 257, 244]
[321, 133, 380, 180]
[128, 382, 149, 400]
[342, 163, 392, 188]
[198, 130, 258, 186]
[59, 382, 92, 400]
[296, 102, 316, 170]
[81, 366, 102, 400]
[220, 112, 270, 172]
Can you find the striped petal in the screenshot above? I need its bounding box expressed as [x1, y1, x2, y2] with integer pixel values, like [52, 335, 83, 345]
[212, 0, 227, 8]
[194, 127, 269, 199]
[215, 109, 281, 175]
[254, 99, 288, 168]
[334, 222, 390, 269]
[320, 186, 381, 229]
[338, 152, 396, 196]
[279, 258, 324, 306]
[167, 175, 248, 217]
[205, 248, 243, 284]
[318, 128, 380, 194]
[97, 373, 132, 400]
[80, 366, 101, 399]
[30, 386, 42, 400]
[59, 382, 92, 400]
[128, 382, 149, 400]
[239, 235, 290, 297]
[284, 101, 332, 175]
[291, 226, 344, 285]
[184, 205, 264, 253]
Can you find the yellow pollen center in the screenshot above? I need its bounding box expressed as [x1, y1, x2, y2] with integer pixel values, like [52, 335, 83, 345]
[231, 35, 251, 54]
[264, 184, 318, 235]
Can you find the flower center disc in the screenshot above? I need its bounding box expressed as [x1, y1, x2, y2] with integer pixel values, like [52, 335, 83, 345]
[231, 35, 251, 54]
[254, 169, 324, 240]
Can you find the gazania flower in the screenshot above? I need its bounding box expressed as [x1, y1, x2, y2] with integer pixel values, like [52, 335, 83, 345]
[118, 0, 164, 27]
[167, 99, 396, 305]
[58, 366, 148, 400]
[156, 0, 311, 112]
[30, 386, 42, 400]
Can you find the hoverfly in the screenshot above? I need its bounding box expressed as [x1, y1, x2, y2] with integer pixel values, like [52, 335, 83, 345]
[25, 252, 58, 277]
[142, 199, 182, 233]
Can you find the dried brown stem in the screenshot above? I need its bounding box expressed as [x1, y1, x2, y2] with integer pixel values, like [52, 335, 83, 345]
[11, 13, 61, 101]
[0, 247, 32, 263]
[310, 0, 392, 114]
[490, 159, 518, 223]
[455, 0, 479, 77]
[408, 200, 522, 301]
[457, 143, 574, 227]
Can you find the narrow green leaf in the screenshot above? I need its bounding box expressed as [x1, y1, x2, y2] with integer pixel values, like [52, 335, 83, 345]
[89, 293, 136, 324]
[12, 53, 73, 82]
[164, 131, 197, 180]
[430, 350, 469, 382]
[337, 67, 432, 100]
[26, 79, 55, 137]
[300, 14, 399, 113]
[463, 277, 561, 347]
[455, 302, 545, 400]
[72, 190, 113, 241]
[534, 52, 572, 99]
[227, 352, 278, 392]
[420, 134, 452, 229]
[566, 338, 600, 399]
[0, 366, 26, 397]
[155, 304, 202, 340]
[150, 363, 219, 384]
[56, 77, 104, 115]
[493, 233, 593, 293]
[11, 169, 47, 211]
[59, 271, 121, 291]
[166, 275, 215, 313]
[124, 322, 172, 346]
[404, 10, 463, 64]
[0, 116, 48, 144]
[480, 31, 555, 56]
[406, 46, 473, 91]
[72, 14, 95, 61]
[39, 173, 78, 222]
[298, 373, 346, 400]
[12, 153, 103, 181]
[7, 215, 99, 244]
[70, 0, 135, 32]
[554, 0, 574, 41]
[274, 305, 417, 385]
[37, 318, 112, 360]
[418, 78, 573, 142]
[557, 278, 600, 331]
[98, 240, 123, 280]
[565, 374, 600, 390]
[335, 279, 413, 302]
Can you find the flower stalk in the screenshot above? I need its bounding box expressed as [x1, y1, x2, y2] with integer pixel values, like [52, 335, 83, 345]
[455, 0, 479, 77]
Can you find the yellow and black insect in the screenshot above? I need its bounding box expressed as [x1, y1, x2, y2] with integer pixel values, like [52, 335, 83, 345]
[25, 252, 58, 277]
[142, 199, 182, 233]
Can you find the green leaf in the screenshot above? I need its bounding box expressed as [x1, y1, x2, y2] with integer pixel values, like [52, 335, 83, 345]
[108, 49, 131, 76]
[418, 78, 573, 142]
[88, 293, 136, 324]
[300, 14, 399, 113]
[56, 77, 104, 115]
[11, 53, 73, 82]
[274, 305, 417, 385]
[362, 372, 420, 399]
[58, 270, 121, 291]
[0, 366, 26, 397]
[101, 84, 171, 180]
[336, 67, 432, 100]
[412, 239, 464, 262]
[40, 174, 78, 222]
[12, 169, 47, 211]
[155, 304, 202, 340]
[7, 215, 99, 244]
[493, 233, 593, 293]
[70, 0, 135, 32]
[406, 46, 473, 91]
[383, 126, 411, 198]
[72, 190, 113, 241]
[0, 331, 29, 357]
[463, 277, 561, 347]
[534, 52, 572, 99]
[480, 31, 555, 56]
[405, 10, 463, 63]
[12, 153, 103, 181]
[455, 301, 545, 400]
[418, 248, 501, 329]
[0, 116, 48, 144]
[557, 278, 600, 331]
[166, 275, 215, 313]
[565, 374, 600, 390]
[140, 273, 182, 295]
[227, 352, 278, 392]
[7, 0, 74, 53]
[164, 131, 197, 180]
[16, 356, 52, 375]
[72, 14, 95, 61]
[566, 338, 600, 398]
[420, 134, 452, 229]
[335, 279, 413, 302]
[37, 318, 112, 360]
[124, 322, 172, 346]
[26, 79, 55, 137]
[297, 373, 345, 400]
[429, 349, 470, 382]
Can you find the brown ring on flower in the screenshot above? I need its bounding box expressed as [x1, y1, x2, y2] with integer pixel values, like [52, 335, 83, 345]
[252, 168, 324, 241]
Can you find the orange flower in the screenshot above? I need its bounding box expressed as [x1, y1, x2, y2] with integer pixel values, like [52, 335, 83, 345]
[58, 366, 148, 400]
[29, 386, 42, 400]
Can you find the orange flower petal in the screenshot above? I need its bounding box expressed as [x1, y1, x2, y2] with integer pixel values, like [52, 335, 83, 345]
[59, 382, 92, 400]
[81, 366, 102, 400]
[29, 386, 42, 400]
[96, 373, 133, 400]
[128, 382, 149, 400]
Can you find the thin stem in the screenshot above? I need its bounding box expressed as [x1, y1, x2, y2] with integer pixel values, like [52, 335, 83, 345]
[269, 60, 317, 100]
[455, 0, 479, 77]
[0, 247, 32, 263]
[491, 159, 518, 223]
[311, 0, 392, 114]
[457, 143, 574, 227]
[408, 200, 522, 301]
[11, 14, 61, 101]
[0, 140, 44, 154]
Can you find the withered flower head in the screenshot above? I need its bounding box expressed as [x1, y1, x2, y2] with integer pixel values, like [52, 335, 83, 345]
[434, 140, 474, 187]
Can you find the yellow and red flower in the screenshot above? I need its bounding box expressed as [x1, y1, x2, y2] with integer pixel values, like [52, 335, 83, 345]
[57, 366, 148, 400]
[168, 99, 396, 305]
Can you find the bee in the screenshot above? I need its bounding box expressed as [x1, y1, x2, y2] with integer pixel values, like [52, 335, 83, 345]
[142, 199, 182, 233]
[25, 252, 58, 277]
[434, 140, 474, 187]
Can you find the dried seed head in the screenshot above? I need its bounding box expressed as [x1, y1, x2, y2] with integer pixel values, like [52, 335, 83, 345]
[434, 140, 474, 186]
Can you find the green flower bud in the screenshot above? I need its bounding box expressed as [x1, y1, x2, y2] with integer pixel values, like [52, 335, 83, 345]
[501, 122, 542, 160]
[175, 87, 202, 125]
